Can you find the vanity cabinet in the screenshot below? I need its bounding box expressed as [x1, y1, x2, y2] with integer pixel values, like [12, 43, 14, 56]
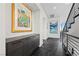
[6, 34, 40, 56]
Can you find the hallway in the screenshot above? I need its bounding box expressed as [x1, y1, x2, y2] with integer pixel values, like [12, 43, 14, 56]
[1, 3, 79, 56]
[32, 38, 65, 56]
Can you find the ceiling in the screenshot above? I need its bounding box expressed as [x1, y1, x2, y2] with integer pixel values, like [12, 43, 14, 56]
[27, 3, 72, 18]
[27, 3, 39, 12]
[40, 3, 72, 18]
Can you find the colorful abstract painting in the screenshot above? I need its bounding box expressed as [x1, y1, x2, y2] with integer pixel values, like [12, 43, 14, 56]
[12, 3, 32, 32]
[17, 9, 30, 27]
[50, 20, 58, 33]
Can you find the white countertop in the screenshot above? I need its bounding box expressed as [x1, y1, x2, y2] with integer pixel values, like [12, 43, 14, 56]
[6, 33, 40, 43]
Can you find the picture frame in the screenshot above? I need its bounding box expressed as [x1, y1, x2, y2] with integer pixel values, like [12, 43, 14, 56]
[12, 3, 32, 32]
[50, 20, 58, 33]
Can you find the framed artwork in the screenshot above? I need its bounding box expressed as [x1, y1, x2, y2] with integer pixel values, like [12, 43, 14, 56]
[50, 20, 58, 33]
[12, 3, 32, 32]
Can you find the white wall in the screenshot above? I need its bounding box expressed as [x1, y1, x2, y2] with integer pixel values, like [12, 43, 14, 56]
[48, 17, 60, 38]
[60, 4, 73, 31]
[68, 16, 79, 37]
[42, 17, 48, 40]
[0, 4, 5, 56]
[5, 3, 40, 38]
[32, 11, 40, 34]
[36, 3, 48, 47]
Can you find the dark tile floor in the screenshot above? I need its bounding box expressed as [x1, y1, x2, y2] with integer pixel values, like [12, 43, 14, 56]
[32, 38, 66, 56]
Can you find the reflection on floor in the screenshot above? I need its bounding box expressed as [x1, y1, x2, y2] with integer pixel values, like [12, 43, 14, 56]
[32, 38, 65, 56]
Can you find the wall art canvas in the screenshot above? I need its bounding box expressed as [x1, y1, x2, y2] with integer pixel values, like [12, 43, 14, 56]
[50, 20, 58, 33]
[12, 3, 32, 32]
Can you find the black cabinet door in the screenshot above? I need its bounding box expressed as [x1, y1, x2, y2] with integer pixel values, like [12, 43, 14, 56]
[6, 34, 40, 56]
[7, 46, 23, 56]
[23, 36, 39, 56]
[6, 40, 23, 56]
[23, 37, 32, 56]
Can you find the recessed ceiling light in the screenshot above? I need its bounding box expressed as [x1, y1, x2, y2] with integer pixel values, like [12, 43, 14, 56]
[53, 6, 56, 10]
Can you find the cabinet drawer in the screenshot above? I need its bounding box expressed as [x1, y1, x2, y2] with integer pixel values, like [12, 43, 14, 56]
[6, 34, 40, 56]
[7, 46, 23, 56]
[23, 38, 33, 56]
[6, 40, 23, 55]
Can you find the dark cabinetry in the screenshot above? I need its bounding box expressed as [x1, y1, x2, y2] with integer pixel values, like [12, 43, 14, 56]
[6, 34, 40, 56]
